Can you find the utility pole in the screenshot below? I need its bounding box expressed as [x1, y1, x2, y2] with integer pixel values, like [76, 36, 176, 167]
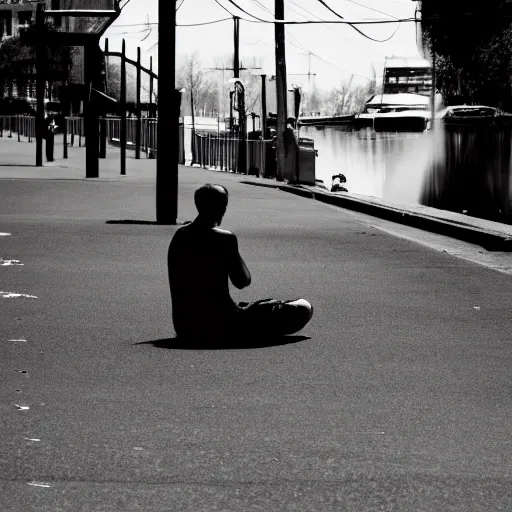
[35, 3, 45, 167]
[156, 0, 178, 224]
[233, 16, 240, 78]
[275, 0, 287, 181]
[120, 39, 126, 175]
[261, 74, 266, 137]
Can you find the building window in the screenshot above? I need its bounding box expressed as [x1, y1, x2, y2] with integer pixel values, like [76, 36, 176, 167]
[0, 11, 12, 38]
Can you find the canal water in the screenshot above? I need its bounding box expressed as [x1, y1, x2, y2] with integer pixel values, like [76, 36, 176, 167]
[300, 124, 512, 225]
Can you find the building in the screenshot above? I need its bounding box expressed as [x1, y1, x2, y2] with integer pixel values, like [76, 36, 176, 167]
[0, 0, 36, 41]
[1, 0, 117, 111]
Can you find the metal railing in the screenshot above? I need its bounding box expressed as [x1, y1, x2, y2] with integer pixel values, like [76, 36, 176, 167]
[65, 117, 85, 147]
[0, 115, 36, 142]
[192, 132, 274, 177]
[105, 117, 158, 155]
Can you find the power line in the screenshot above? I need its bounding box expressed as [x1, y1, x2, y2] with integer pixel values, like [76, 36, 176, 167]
[250, 0, 273, 16]
[211, 0, 414, 25]
[287, 0, 390, 58]
[177, 17, 233, 26]
[176, 0, 186, 11]
[343, 0, 399, 19]
[112, 17, 416, 28]
[224, 0, 270, 22]
[286, 38, 373, 81]
[315, 0, 402, 42]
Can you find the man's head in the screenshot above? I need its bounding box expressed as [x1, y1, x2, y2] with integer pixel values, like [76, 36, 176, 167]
[194, 184, 229, 225]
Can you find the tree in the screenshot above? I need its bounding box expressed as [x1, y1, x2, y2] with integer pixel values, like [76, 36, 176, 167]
[105, 60, 138, 103]
[421, 0, 512, 109]
[176, 53, 216, 116]
[0, 23, 72, 99]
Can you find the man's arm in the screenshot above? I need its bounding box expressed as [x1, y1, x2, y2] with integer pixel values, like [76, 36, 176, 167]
[227, 233, 251, 289]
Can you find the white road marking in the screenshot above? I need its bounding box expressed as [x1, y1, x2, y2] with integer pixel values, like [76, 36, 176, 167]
[14, 404, 29, 411]
[8, 339, 27, 342]
[0, 233, 11, 236]
[27, 482, 51, 488]
[0, 291, 38, 298]
[0, 258, 23, 266]
[24, 438, 41, 442]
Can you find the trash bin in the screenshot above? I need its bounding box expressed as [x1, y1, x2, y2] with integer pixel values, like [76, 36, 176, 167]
[298, 137, 316, 185]
[298, 145, 316, 185]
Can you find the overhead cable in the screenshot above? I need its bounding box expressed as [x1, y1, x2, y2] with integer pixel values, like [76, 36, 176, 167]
[315, 0, 401, 42]
[343, 0, 399, 19]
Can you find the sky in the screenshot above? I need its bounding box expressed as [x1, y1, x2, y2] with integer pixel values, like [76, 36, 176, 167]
[101, 0, 426, 93]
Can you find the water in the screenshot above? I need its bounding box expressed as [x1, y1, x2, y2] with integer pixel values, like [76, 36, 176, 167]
[300, 124, 512, 225]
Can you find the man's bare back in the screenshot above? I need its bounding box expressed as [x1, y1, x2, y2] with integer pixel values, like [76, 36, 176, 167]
[167, 184, 313, 342]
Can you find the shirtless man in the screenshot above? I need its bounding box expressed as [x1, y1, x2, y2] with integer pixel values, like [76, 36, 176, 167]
[168, 183, 313, 342]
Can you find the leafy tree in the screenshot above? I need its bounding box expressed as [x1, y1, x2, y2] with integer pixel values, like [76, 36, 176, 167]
[0, 23, 72, 98]
[421, 0, 512, 109]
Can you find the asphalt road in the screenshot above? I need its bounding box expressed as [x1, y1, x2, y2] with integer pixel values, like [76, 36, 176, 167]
[1, 167, 512, 511]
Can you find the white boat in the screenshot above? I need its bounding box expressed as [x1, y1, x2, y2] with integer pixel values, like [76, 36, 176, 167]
[355, 58, 442, 132]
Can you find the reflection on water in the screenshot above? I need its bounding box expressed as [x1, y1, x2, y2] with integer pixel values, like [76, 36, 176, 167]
[300, 124, 512, 225]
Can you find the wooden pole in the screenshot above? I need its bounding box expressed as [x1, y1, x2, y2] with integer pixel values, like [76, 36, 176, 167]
[120, 39, 126, 175]
[149, 56, 154, 117]
[84, 43, 99, 178]
[104, 38, 109, 96]
[261, 74, 266, 138]
[274, 0, 287, 181]
[233, 16, 240, 79]
[135, 46, 141, 159]
[35, 4, 45, 167]
[156, 0, 178, 224]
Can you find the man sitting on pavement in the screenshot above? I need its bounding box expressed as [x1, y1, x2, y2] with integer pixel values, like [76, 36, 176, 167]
[168, 184, 313, 343]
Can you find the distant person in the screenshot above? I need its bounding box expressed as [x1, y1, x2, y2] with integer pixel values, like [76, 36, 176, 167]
[168, 184, 313, 343]
[284, 116, 299, 183]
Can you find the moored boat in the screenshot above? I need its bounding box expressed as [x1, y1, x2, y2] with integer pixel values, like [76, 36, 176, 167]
[298, 114, 355, 127]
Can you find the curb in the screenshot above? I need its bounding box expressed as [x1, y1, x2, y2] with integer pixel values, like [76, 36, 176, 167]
[240, 180, 512, 252]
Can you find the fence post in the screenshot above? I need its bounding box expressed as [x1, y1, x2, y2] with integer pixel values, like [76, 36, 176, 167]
[99, 116, 107, 158]
[63, 116, 68, 158]
[135, 46, 141, 160]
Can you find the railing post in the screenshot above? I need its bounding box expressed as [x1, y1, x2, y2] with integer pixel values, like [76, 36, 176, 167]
[99, 116, 107, 158]
[63, 116, 68, 158]
[135, 46, 141, 160]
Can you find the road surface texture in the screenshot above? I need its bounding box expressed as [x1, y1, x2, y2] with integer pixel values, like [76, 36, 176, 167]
[1, 142, 512, 511]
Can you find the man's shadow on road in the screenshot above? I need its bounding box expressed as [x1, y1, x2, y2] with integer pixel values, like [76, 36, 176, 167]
[135, 334, 310, 350]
